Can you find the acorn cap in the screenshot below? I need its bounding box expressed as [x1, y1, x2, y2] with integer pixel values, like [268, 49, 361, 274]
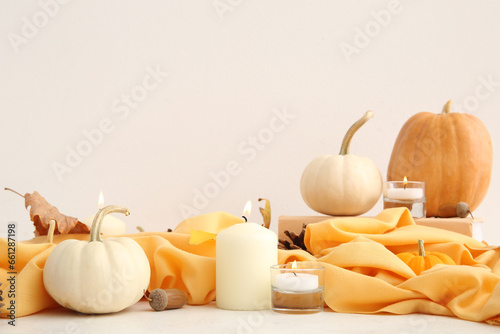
[456, 202, 473, 219]
[148, 288, 188, 311]
[149, 289, 169, 311]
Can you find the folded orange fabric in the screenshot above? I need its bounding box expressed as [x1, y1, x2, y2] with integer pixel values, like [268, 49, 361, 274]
[1, 208, 500, 325]
[0, 211, 243, 318]
[298, 207, 500, 324]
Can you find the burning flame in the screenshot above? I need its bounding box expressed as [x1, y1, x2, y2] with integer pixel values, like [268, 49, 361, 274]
[98, 191, 104, 209]
[403, 176, 407, 189]
[243, 200, 252, 217]
[291, 261, 297, 269]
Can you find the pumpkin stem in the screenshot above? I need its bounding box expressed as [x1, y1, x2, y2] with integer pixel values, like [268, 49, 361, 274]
[47, 219, 56, 243]
[441, 100, 452, 115]
[418, 239, 426, 257]
[90, 205, 130, 242]
[339, 111, 374, 155]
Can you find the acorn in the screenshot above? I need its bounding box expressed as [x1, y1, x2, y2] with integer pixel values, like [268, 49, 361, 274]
[145, 289, 188, 311]
[437, 202, 474, 219]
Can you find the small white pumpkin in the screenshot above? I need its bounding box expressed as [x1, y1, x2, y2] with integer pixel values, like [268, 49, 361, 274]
[300, 111, 382, 216]
[43, 206, 151, 314]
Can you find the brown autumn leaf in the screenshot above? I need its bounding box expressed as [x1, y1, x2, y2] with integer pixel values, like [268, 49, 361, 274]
[24, 191, 90, 236]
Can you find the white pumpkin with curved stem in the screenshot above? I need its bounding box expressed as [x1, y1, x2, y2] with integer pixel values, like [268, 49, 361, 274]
[43, 206, 151, 314]
[300, 111, 382, 216]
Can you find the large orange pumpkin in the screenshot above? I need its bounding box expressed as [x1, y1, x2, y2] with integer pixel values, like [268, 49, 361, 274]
[387, 100, 493, 217]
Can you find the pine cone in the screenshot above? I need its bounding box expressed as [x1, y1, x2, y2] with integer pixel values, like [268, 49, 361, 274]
[279, 223, 310, 254]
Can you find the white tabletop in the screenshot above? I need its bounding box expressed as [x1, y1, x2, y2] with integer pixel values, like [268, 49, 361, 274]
[1, 301, 497, 334]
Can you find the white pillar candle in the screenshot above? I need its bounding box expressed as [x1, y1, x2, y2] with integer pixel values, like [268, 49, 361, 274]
[275, 272, 318, 292]
[82, 214, 126, 235]
[216, 222, 278, 310]
[386, 188, 424, 200]
[83, 192, 126, 235]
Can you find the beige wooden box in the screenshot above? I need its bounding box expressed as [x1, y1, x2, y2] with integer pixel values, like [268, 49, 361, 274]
[278, 215, 484, 241]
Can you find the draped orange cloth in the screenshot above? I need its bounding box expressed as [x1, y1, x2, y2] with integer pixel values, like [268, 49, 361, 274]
[1, 208, 500, 325]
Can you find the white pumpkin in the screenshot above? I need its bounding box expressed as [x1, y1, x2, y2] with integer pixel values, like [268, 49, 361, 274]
[43, 206, 151, 314]
[300, 111, 382, 216]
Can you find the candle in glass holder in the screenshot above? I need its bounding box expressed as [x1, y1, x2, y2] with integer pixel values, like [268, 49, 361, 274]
[384, 178, 426, 218]
[271, 261, 325, 314]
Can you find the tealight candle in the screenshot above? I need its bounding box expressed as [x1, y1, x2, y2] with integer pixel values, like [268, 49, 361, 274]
[216, 201, 278, 311]
[271, 261, 325, 314]
[82, 192, 126, 235]
[385, 183, 423, 200]
[275, 271, 318, 292]
[383, 178, 426, 218]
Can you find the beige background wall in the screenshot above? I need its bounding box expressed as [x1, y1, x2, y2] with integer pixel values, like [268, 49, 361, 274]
[1, 0, 499, 243]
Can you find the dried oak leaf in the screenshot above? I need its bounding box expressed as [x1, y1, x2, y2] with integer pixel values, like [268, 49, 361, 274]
[25, 191, 90, 236]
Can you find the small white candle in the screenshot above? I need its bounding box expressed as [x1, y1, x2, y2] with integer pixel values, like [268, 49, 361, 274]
[386, 187, 423, 200]
[385, 178, 425, 201]
[275, 272, 318, 292]
[82, 192, 126, 235]
[216, 202, 278, 310]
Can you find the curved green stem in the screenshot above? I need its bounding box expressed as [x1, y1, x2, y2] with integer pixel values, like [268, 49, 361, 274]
[418, 239, 426, 257]
[441, 100, 452, 115]
[90, 205, 130, 242]
[339, 111, 374, 155]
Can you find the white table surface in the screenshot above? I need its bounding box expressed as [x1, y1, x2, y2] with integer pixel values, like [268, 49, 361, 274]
[1, 301, 498, 334]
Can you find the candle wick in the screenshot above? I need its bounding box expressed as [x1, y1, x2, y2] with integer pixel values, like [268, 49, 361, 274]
[292, 271, 297, 277]
[242, 216, 248, 222]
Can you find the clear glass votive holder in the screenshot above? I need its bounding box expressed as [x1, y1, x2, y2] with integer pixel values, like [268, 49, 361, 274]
[270, 262, 325, 314]
[383, 181, 426, 218]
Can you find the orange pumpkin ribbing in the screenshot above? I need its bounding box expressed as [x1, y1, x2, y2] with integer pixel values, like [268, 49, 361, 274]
[397, 239, 456, 275]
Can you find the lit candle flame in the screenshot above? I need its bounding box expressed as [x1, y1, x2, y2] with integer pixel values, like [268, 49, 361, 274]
[98, 191, 104, 209]
[243, 200, 252, 217]
[291, 260, 297, 269]
[403, 176, 407, 190]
